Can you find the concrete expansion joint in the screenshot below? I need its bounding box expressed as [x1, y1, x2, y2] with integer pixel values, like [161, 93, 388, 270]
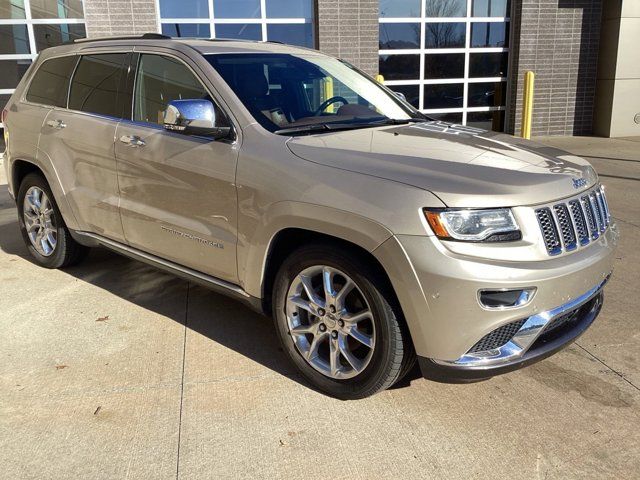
[576, 343, 640, 393]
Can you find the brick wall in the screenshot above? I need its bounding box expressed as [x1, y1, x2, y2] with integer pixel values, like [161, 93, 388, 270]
[507, 0, 602, 136]
[84, 0, 158, 37]
[316, 0, 379, 76]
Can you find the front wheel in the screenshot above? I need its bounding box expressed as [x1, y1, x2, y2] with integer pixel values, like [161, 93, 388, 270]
[272, 245, 414, 399]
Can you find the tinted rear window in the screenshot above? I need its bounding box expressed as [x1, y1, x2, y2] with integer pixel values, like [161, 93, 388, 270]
[69, 54, 127, 117]
[26, 55, 77, 107]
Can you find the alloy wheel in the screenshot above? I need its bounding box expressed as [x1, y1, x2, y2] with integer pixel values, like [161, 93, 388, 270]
[285, 265, 375, 379]
[23, 186, 57, 257]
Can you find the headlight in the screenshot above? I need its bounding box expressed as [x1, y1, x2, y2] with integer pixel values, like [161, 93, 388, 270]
[424, 208, 520, 242]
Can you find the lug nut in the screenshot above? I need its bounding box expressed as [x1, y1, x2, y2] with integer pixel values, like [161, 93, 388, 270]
[331, 331, 338, 339]
[329, 305, 336, 314]
[319, 323, 327, 332]
[317, 308, 326, 317]
[338, 319, 344, 328]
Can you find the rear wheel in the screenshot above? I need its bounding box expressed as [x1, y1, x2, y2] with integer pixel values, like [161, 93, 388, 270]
[17, 173, 88, 268]
[273, 244, 414, 399]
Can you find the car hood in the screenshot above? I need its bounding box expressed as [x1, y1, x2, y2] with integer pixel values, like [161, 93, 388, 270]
[286, 121, 598, 208]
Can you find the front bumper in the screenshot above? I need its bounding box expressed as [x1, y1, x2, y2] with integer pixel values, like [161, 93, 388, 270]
[373, 224, 617, 365]
[418, 279, 605, 382]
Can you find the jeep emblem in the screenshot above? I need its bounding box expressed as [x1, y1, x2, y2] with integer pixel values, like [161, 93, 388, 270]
[572, 177, 587, 189]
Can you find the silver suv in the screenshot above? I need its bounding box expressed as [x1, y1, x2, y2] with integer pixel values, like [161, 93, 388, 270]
[2, 35, 617, 399]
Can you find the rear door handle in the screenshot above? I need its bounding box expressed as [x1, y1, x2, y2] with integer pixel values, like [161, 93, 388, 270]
[119, 135, 146, 147]
[46, 119, 66, 130]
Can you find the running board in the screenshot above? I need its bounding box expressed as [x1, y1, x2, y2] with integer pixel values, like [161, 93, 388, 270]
[71, 231, 263, 312]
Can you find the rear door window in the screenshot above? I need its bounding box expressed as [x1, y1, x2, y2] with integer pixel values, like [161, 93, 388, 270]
[68, 53, 128, 118]
[26, 55, 77, 107]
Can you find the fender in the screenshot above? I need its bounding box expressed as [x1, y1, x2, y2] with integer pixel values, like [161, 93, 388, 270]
[38, 146, 82, 231]
[238, 201, 394, 298]
[8, 153, 81, 232]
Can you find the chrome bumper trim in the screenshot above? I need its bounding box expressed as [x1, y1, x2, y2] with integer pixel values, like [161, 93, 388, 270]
[433, 275, 610, 368]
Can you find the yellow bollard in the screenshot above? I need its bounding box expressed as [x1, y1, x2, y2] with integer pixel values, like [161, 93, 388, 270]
[322, 77, 334, 113]
[374, 74, 385, 84]
[521, 71, 535, 140]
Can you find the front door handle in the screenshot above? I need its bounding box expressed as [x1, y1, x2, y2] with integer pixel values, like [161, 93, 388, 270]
[46, 119, 66, 130]
[119, 135, 146, 147]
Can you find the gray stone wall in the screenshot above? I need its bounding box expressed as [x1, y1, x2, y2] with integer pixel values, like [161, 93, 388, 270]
[507, 0, 602, 136]
[316, 0, 379, 76]
[84, 0, 158, 38]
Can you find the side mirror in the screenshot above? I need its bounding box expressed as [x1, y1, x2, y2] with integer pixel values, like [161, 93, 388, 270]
[163, 99, 231, 139]
[393, 91, 407, 102]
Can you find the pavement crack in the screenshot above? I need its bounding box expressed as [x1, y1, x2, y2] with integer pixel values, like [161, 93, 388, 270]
[613, 216, 640, 230]
[176, 282, 190, 480]
[598, 173, 640, 182]
[576, 343, 640, 393]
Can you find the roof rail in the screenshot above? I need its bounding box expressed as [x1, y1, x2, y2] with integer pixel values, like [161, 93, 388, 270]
[74, 33, 171, 43]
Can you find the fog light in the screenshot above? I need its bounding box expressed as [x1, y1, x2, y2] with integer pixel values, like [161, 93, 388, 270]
[478, 288, 536, 309]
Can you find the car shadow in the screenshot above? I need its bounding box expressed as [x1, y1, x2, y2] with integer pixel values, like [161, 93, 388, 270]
[0, 183, 423, 395]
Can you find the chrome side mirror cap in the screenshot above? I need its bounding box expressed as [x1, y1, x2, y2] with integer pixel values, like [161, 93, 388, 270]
[163, 99, 231, 139]
[393, 91, 407, 102]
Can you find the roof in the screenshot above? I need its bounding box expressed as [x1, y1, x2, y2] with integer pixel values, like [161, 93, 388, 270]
[60, 34, 321, 56]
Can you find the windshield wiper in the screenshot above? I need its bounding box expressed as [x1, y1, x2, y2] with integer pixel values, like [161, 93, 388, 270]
[275, 117, 427, 135]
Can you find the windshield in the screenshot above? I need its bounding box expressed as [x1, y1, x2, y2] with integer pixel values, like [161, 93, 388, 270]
[205, 53, 420, 134]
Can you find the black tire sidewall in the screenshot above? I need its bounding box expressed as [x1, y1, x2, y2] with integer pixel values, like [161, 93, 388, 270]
[273, 245, 404, 399]
[17, 173, 69, 269]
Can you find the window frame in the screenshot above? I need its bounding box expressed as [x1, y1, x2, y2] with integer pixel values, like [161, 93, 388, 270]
[66, 51, 131, 119]
[127, 50, 237, 141]
[22, 52, 79, 108]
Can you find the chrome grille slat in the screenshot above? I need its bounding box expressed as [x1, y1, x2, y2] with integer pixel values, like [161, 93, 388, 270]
[537, 185, 611, 256]
[553, 203, 577, 251]
[593, 193, 606, 232]
[535, 207, 562, 255]
[589, 193, 603, 233]
[596, 190, 608, 227]
[600, 186, 611, 224]
[568, 200, 590, 246]
[581, 195, 599, 240]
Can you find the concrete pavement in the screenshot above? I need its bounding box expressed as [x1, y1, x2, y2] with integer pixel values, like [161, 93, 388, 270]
[0, 136, 639, 479]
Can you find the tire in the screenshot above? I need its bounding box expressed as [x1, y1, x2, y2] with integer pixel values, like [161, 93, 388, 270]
[17, 172, 88, 269]
[272, 244, 415, 399]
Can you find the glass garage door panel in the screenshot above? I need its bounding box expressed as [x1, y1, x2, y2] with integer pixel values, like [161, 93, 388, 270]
[215, 24, 261, 41]
[379, 54, 420, 80]
[379, 23, 421, 49]
[159, 0, 315, 48]
[161, 23, 211, 38]
[160, 0, 208, 18]
[0, 0, 86, 120]
[379, 0, 511, 132]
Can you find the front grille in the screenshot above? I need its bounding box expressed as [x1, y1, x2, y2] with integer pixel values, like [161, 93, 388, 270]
[468, 318, 527, 353]
[536, 185, 611, 256]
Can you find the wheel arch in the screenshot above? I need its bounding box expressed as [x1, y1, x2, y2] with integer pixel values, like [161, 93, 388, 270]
[11, 159, 42, 195]
[260, 227, 404, 320]
[10, 156, 80, 230]
[245, 201, 401, 317]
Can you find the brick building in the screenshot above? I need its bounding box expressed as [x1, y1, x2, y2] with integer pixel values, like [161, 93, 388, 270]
[1, 0, 638, 136]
